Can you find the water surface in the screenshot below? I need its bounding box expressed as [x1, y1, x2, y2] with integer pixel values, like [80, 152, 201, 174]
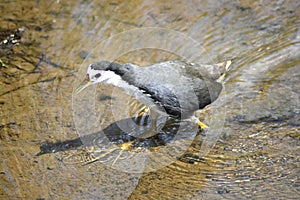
[0, 0, 299, 199]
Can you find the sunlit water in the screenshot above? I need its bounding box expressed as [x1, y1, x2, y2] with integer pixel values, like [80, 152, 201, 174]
[0, 0, 299, 199]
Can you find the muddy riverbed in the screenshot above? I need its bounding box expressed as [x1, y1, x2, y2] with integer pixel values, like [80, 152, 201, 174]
[0, 0, 299, 199]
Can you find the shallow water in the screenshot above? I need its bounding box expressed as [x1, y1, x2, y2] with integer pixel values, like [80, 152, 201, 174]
[0, 0, 299, 199]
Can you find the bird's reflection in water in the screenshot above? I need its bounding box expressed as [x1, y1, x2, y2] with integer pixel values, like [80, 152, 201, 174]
[37, 115, 200, 167]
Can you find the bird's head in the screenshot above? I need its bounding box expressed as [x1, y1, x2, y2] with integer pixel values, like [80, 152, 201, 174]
[75, 61, 122, 94]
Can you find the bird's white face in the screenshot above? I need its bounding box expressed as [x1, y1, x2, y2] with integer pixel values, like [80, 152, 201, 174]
[87, 64, 121, 85]
[75, 64, 122, 94]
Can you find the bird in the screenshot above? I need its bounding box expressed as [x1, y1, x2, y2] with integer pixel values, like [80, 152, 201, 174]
[75, 60, 231, 139]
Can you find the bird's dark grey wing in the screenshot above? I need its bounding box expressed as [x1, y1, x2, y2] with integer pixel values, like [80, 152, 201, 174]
[158, 60, 231, 81]
[183, 61, 231, 81]
[120, 65, 186, 117]
[191, 77, 223, 109]
[138, 83, 183, 117]
[159, 61, 227, 104]
[121, 64, 222, 117]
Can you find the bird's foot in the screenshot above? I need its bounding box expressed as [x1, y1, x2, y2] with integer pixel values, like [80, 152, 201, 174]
[111, 141, 134, 166]
[196, 119, 209, 129]
[183, 116, 209, 129]
[119, 141, 135, 151]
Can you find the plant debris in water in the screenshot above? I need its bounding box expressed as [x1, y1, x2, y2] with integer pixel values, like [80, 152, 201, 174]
[0, 26, 25, 68]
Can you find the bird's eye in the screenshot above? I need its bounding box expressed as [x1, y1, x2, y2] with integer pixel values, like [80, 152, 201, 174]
[94, 73, 101, 78]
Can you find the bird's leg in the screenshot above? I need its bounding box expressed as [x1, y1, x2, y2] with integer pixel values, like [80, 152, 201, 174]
[129, 102, 150, 123]
[150, 109, 163, 132]
[129, 99, 150, 119]
[136, 105, 150, 117]
[133, 105, 150, 126]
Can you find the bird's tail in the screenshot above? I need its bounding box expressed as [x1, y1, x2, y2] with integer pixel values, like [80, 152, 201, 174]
[216, 60, 232, 83]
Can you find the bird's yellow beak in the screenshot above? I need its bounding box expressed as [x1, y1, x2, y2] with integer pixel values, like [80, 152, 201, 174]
[74, 75, 92, 94]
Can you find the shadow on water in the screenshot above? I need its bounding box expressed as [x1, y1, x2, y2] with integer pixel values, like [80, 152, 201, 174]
[36, 116, 185, 156]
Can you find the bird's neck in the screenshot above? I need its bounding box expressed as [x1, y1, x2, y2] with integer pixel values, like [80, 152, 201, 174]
[104, 71, 162, 111]
[102, 71, 123, 86]
[103, 71, 139, 94]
